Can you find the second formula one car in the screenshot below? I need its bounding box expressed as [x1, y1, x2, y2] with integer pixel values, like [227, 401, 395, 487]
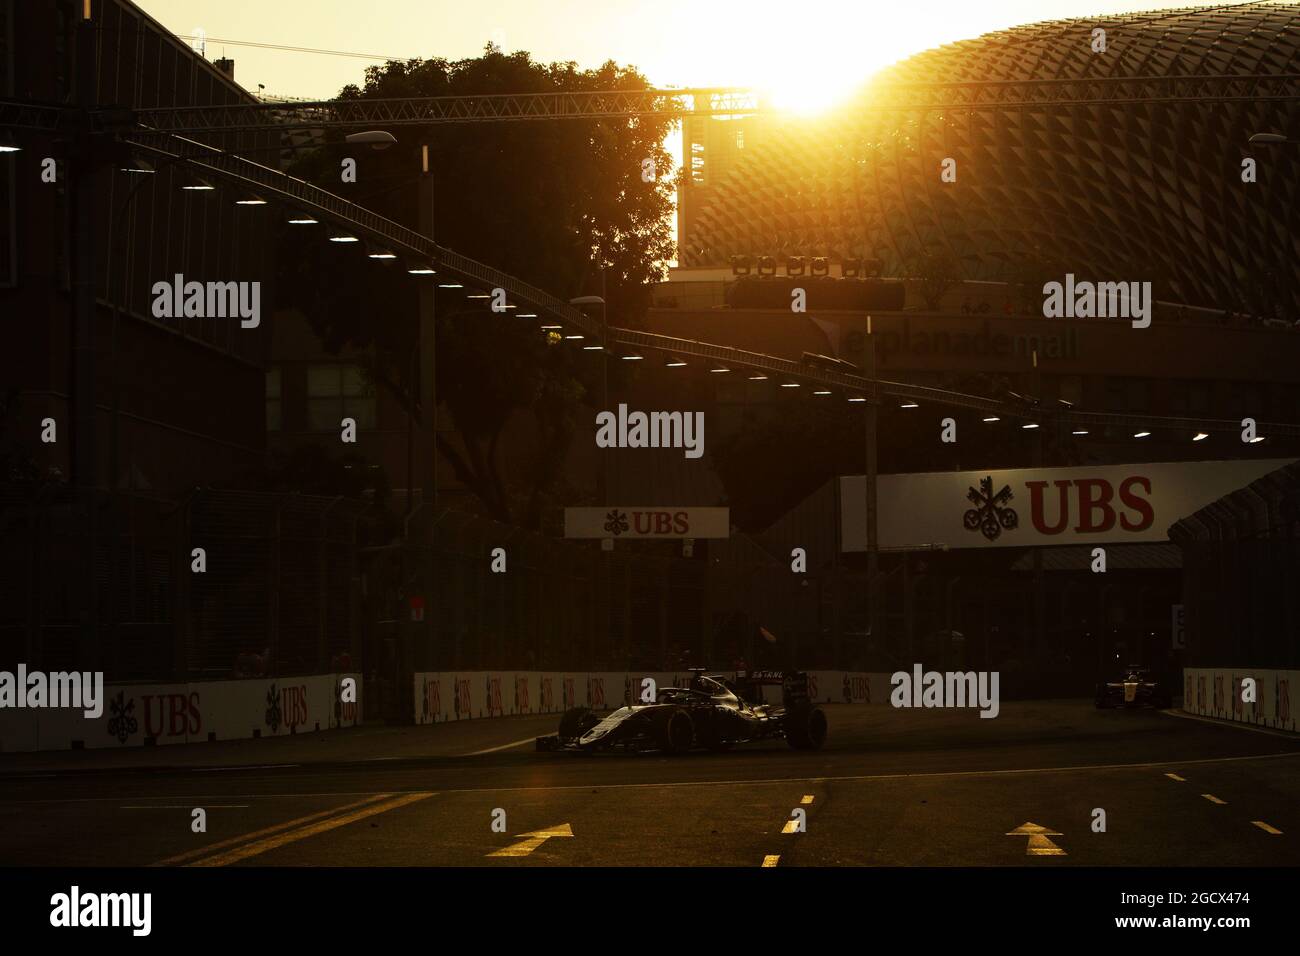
[535, 671, 827, 754]
[1095, 666, 1173, 709]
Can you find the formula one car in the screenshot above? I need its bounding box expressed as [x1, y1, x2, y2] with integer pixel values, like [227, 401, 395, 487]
[1095, 666, 1173, 709]
[535, 671, 827, 754]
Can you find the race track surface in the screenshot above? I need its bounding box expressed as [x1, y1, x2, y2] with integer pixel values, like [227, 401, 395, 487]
[1, 701, 1296, 867]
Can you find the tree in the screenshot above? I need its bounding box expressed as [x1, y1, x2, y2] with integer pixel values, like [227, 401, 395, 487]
[908, 245, 963, 311]
[276, 45, 677, 526]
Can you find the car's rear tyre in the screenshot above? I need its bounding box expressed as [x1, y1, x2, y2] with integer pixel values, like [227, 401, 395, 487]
[653, 707, 695, 754]
[558, 707, 599, 740]
[786, 706, 827, 751]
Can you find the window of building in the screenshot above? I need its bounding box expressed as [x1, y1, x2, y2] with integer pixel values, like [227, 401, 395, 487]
[307, 364, 375, 432]
[266, 367, 282, 431]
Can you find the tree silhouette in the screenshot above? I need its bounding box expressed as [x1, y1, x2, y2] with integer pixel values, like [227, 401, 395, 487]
[276, 45, 676, 525]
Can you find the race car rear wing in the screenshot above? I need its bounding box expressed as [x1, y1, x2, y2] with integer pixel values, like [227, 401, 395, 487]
[735, 670, 811, 707]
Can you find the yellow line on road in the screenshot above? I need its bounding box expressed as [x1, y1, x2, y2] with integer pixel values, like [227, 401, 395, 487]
[1201, 794, 1227, 805]
[761, 855, 780, 867]
[186, 792, 434, 867]
[1251, 821, 1283, 835]
[1165, 773, 1187, 781]
[151, 793, 393, 866]
[800, 795, 814, 804]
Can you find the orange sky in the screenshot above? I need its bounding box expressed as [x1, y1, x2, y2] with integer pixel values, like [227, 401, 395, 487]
[137, 0, 1243, 107]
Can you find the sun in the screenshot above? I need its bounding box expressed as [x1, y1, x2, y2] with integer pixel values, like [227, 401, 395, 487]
[654, 3, 966, 116]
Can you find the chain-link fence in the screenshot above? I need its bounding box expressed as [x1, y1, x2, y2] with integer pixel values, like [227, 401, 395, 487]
[0, 488, 831, 697]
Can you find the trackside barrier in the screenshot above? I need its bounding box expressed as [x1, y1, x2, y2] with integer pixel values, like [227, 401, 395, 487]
[0, 672, 362, 753]
[412, 670, 894, 723]
[1183, 667, 1296, 733]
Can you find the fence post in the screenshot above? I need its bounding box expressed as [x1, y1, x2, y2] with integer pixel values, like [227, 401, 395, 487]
[175, 491, 196, 682]
[270, 500, 282, 677]
[318, 497, 341, 674]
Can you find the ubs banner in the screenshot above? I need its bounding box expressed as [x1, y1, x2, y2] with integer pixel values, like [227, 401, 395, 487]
[841, 459, 1294, 551]
[565, 507, 730, 539]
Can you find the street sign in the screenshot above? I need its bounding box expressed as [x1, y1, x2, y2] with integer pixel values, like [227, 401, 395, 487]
[1172, 604, 1185, 651]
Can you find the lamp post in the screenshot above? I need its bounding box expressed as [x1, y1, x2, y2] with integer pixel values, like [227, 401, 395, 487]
[569, 290, 609, 505]
[569, 288, 612, 665]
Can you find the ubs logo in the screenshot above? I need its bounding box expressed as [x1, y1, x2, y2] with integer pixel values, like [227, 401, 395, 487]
[107, 691, 139, 745]
[265, 684, 308, 732]
[423, 677, 441, 722]
[964, 477, 1019, 542]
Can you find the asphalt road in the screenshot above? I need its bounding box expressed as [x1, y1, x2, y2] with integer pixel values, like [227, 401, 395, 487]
[1, 701, 1297, 867]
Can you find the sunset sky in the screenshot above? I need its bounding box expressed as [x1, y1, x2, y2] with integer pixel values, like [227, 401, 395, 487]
[137, 0, 1244, 110]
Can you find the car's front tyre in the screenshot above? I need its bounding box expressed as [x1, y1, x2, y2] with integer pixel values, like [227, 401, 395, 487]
[785, 706, 828, 750]
[652, 706, 695, 754]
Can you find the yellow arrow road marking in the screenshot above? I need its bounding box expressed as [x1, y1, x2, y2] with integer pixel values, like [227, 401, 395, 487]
[1006, 822, 1066, 856]
[1252, 821, 1283, 835]
[761, 855, 780, 867]
[488, 823, 574, 857]
[187, 792, 434, 867]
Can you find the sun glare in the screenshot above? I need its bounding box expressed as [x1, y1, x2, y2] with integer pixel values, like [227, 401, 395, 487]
[667, 4, 918, 115]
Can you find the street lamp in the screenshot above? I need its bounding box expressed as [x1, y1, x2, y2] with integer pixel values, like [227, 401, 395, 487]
[344, 130, 397, 151]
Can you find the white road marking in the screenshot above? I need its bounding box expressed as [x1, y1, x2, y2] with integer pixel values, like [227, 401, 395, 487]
[1251, 820, 1283, 835]
[191, 764, 300, 772]
[467, 737, 537, 756]
[121, 805, 249, 809]
[15, 749, 1298, 806]
[1165, 773, 1187, 781]
[1201, 794, 1227, 805]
